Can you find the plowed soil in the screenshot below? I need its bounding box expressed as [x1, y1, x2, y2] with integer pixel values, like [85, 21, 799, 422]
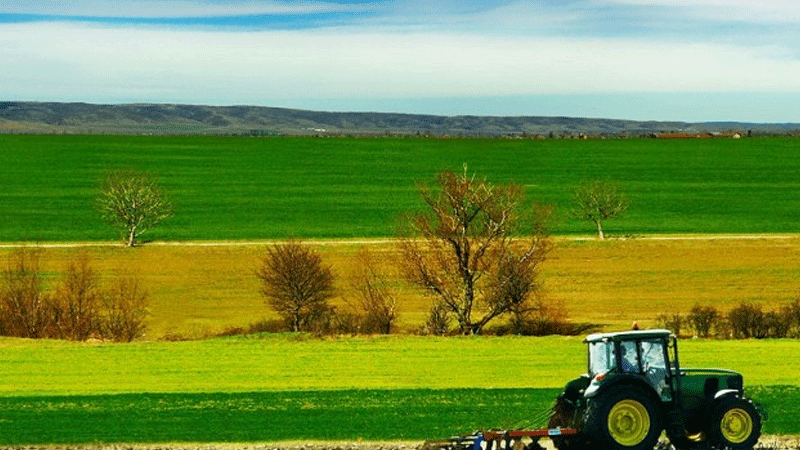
[4, 437, 799, 450]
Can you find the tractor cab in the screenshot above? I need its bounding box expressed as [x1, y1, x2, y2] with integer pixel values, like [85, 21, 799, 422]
[585, 329, 677, 402]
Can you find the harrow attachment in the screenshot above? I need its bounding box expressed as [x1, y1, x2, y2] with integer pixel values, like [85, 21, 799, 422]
[424, 428, 578, 450]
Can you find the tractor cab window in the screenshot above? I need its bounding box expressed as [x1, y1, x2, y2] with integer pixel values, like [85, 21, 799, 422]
[640, 339, 666, 370]
[589, 341, 614, 376]
[640, 339, 671, 400]
[618, 340, 640, 373]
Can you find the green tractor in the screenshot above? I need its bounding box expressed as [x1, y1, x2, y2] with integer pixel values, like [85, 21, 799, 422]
[548, 329, 762, 450]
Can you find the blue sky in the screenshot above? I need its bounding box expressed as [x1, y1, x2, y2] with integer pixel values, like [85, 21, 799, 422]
[2, 0, 799, 122]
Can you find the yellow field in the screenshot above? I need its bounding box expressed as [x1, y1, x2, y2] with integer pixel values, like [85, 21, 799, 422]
[2, 236, 799, 339]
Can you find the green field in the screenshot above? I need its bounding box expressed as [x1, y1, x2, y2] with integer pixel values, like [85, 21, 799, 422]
[2, 135, 799, 242]
[3, 134, 800, 445]
[0, 335, 797, 444]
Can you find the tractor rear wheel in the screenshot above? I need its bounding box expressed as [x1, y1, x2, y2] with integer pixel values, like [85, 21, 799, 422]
[708, 397, 761, 450]
[585, 385, 662, 450]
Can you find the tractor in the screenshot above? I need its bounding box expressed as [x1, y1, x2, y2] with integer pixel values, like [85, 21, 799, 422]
[547, 329, 762, 450]
[431, 329, 762, 450]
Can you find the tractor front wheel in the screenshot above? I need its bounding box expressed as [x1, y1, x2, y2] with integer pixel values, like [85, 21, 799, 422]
[586, 385, 662, 450]
[708, 397, 761, 450]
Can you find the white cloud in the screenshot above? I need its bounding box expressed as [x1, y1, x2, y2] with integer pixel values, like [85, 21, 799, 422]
[2, 22, 799, 108]
[598, 0, 800, 23]
[0, 0, 357, 18]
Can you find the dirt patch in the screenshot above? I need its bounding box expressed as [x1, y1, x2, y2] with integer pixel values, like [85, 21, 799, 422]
[3, 437, 799, 450]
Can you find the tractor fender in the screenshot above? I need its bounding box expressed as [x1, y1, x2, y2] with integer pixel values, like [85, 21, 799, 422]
[713, 388, 741, 401]
[584, 374, 657, 401]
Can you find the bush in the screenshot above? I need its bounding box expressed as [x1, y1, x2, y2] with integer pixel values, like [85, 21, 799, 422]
[0, 248, 60, 338]
[54, 253, 101, 341]
[764, 310, 792, 338]
[688, 304, 718, 338]
[349, 248, 397, 334]
[498, 300, 598, 336]
[98, 274, 149, 342]
[256, 242, 336, 333]
[782, 298, 800, 338]
[215, 319, 286, 338]
[656, 312, 684, 337]
[420, 302, 451, 336]
[728, 303, 767, 339]
[713, 316, 732, 339]
[0, 249, 148, 342]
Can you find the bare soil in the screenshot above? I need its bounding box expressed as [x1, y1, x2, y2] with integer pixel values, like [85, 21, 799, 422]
[3, 437, 799, 450]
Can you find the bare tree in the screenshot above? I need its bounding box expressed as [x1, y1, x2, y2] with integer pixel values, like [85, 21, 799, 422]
[571, 180, 629, 239]
[399, 166, 550, 335]
[256, 242, 336, 332]
[99, 170, 172, 247]
[0, 247, 58, 338]
[54, 253, 101, 340]
[350, 247, 397, 334]
[100, 272, 149, 342]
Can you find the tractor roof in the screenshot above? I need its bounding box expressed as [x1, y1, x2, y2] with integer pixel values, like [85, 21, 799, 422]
[584, 329, 672, 343]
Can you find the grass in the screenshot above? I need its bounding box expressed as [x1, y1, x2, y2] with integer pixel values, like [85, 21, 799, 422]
[0, 387, 791, 445]
[1, 135, 800, 242]
[0, 335, 796, 444]
[0, 335, 797, 396]
[3, 237, 800, 338]
[3, 134, 800, 444]
[0, 389, 559, 444]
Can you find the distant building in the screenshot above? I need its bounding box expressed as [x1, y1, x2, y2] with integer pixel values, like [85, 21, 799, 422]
[656, 132, 714, 139]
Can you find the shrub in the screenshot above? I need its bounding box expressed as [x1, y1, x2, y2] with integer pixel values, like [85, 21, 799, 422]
[98, 273, 149, 342]
[421, 302, 451, 336]
[0, 248, 60, 338]
[656, 312, 684, 337]
[713, 316, 732, 339]
[728, 303, 766, 339]
[0, 249, 148, 342]
[782, 298, 800, 338]
[501, 300, 598, 336]
[688, 304, 718, 338]
[349, 248, 397, 334]
[763, 310, 791, 338]
[256, 242, 336, 333]
[53, 253, 101, 341]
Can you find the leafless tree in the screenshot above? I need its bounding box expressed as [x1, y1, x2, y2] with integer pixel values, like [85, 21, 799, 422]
[54, 252, 101, 340]
[571, 180, 629, 239]
[256, 242, 336, 332]
[0, 247, 58, 338]
[399, 166, 551, 335]
[350, 247, 397, 334]
[99, 170, 172, 247]
[99, 272, 149, 342]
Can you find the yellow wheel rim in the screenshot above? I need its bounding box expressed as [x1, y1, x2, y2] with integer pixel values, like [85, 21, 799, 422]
[721, 408, 754, 444]
[608, 399, 651, 446]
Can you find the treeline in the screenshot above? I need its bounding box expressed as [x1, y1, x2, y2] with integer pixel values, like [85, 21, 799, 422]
[0, 248, 148, 342]
[229, 243, 591, 338]
[658, 300, 800, 339]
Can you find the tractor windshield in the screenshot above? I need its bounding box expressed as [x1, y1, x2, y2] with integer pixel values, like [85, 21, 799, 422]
[640, 338, 671, 400]
[589, 341, 614, 376]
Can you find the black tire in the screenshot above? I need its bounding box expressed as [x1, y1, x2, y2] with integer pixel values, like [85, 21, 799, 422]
[707, 397, 761, 450]
[548, 396, 591, 450]
[585, 385, 662, 450]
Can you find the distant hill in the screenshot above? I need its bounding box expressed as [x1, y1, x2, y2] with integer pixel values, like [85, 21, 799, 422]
[0, 101, 797, 136]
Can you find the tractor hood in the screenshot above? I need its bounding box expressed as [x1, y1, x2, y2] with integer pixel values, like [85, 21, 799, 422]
[680, 368, 744, 391]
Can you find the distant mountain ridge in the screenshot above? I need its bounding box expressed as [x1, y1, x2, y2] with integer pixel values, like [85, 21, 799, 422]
[0, 101, 797, 136]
